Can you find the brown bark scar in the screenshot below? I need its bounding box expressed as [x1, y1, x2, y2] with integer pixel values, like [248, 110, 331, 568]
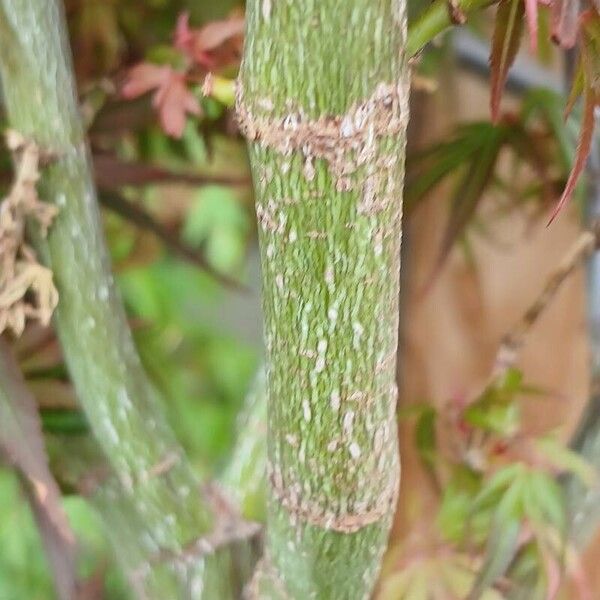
[268, 463, 399, 534]
[142, 450, 181, 482]
[236, 81, 409, 190]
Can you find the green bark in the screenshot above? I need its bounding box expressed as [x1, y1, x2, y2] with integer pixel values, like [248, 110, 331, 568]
[221, 368, 268, 523]
[0, 2, 249, 597]
[48, 432, 260, 600]
[238, 1, 409, 597]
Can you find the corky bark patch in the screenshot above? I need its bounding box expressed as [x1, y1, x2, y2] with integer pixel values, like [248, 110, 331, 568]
[236, 80, 409, 191]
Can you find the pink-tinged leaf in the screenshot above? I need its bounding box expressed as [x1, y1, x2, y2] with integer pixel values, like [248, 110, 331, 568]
[548, 89, 595, 223]
[122, 64, 200, 137]
[174, 11, 244, 68]
[174, 11, 194, 52]
[549, 13, 600, 222]
[525, 0, 539, 51]
[551, 0, 580, 48]
[467, 515, 521, 599]
[0, 340, 76, 600]
[152, 72, 200, 137]
[490, 0, 525, 122]
[538, 544, 561, 600]
[567, 549, 592, 600]
[121, 63, 170, 99]
[193, 16, 245, 53]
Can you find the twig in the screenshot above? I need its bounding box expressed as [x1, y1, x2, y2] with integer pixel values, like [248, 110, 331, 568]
[93, 154, 250, 190]
[406, 0, 496, 57]
[494, 227, 600, 377]
[0, 339, 77, 600]
[99, 190, 247, 291]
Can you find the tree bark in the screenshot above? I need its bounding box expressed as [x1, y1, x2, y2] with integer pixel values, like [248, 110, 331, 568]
[238, 1, 410, 597]
[221, 368, 268, 522]
[0, 2, 250, 597]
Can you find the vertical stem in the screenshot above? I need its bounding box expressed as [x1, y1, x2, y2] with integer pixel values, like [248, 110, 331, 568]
[221, 368, 268, 522]
[562, 120, 600, 547]
[0, 2, 249, 597]
[239, 1, 409, 597]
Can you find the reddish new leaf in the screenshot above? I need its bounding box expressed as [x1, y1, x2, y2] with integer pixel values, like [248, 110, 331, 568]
[153, 72, 200, 137]
[551, 0, 580, 48]
[174, 11, 244, 69]
[122, 63, 200, 137]
[121, 63, 170, 99]
[490, 0, 526, 122]
[548, 89, 595, 223]
[549, 12, 600, 222]
[525, 0, 539, 50]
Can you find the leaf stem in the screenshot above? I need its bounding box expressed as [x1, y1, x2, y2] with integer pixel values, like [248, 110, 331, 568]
[406, 0, 496, 57]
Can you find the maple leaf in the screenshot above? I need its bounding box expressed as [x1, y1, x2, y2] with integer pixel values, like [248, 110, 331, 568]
[551, 0, 581, 48]
[121, 63, 200, 137]
[548, 10, 600, 222]
[174, 11, 244, 70]
[525, 0, 539, 51]
[490, 0, 525, 123]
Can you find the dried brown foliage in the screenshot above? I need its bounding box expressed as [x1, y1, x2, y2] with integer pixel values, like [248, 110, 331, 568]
[0, 130, 59, 336]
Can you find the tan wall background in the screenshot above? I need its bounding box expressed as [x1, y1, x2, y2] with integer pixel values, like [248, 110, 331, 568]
[392, 63, 596, 592]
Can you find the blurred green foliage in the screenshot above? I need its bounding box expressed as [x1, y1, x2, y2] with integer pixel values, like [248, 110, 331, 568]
[0, 472, 129, 599]
[389, 369, 596, 599]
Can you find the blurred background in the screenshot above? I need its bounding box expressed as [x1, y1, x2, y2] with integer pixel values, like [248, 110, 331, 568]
[0, 0, 597, 597]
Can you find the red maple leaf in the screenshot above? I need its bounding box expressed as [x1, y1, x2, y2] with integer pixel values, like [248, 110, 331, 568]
[174, 11, 244, 70]
[122, 63, 200, 138]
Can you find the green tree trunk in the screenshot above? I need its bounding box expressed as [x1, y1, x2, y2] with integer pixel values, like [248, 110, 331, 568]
[238, 1, 410, 597]
[0, 2, 252, 597]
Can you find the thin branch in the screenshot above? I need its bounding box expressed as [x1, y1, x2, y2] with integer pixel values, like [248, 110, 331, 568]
[99, 190, 247, 291]
[406, 0, 496, 57]
[0, 338, 77, 600]
[93, 154, 250, 190]
[494, 228, 599, 377]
